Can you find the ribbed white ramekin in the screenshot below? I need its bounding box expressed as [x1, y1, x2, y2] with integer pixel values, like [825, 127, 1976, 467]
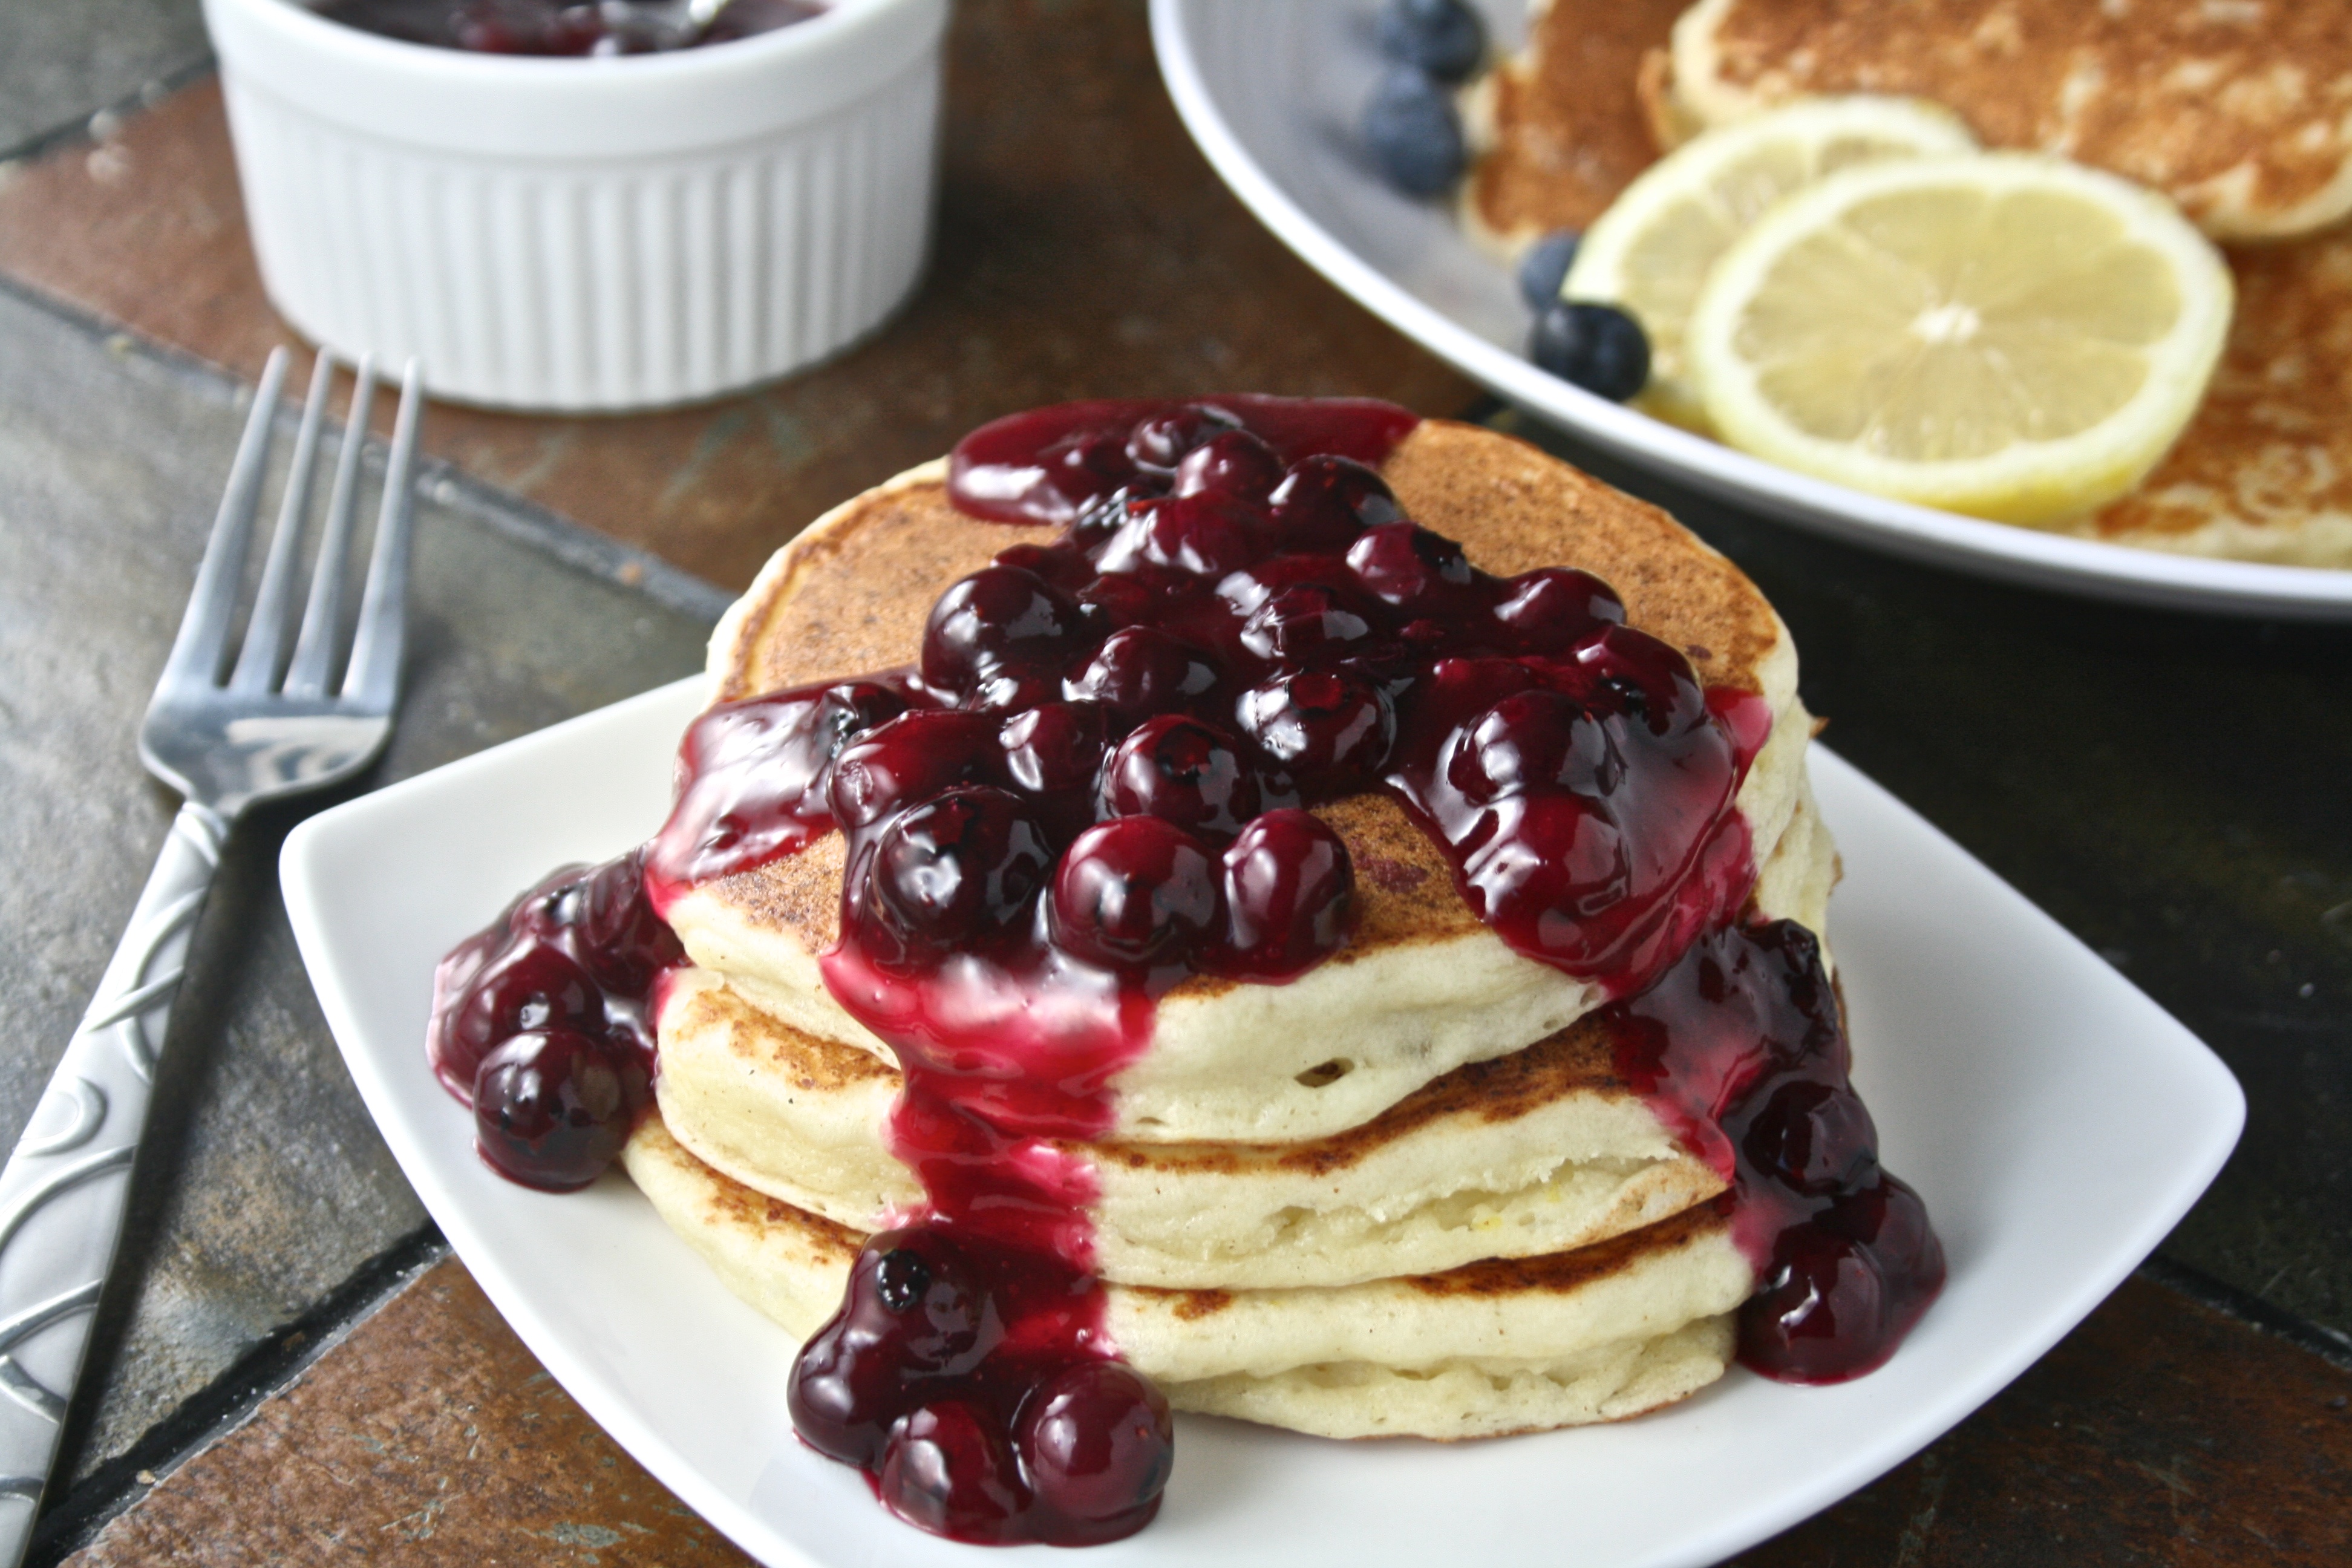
[203, 0, 947, 410]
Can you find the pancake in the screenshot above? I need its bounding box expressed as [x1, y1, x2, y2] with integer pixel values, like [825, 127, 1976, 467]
[1461, 0, 1696, 252]
[654, 780, 1834, 1292]
[656, 971, 1728, 1294]
[1469, 6, 2352, 568]
[2080, 229, 2352, 566]
[1667, 0, 2352, 241]
[622, 1114, 1751, 1441]
[665, 419, 1812, 1146]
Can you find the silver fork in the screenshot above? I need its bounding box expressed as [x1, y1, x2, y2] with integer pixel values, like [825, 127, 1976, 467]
[0, 348, 423, 1562]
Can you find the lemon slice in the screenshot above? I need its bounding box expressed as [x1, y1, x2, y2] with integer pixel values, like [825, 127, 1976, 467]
[1562, 96, 1977, 429]
[1685, 153, 2235, 525]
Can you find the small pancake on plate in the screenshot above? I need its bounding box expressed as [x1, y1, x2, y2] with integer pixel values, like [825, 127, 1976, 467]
[2082, 230, 2352, 566]
[1665, 0, 2352, 241]
[1462, 0, 1696, 249]
[1468, 1, 2352, 569]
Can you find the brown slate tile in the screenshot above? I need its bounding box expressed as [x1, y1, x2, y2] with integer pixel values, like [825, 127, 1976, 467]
[66, 1258, 753, 1567]
[64, 1258, 2348, 1566]
[0, 279, 722, 1485]
[0, 0, 1478, 592]
[1731, 1276, 2352, 1566]
[0, 76, 272, 370]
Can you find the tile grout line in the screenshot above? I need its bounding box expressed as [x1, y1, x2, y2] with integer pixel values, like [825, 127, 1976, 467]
[27, 1227, 451, 1566]
[425, 460, 734, 626]
[2138, 1253, 2352, 1373]
[0, 56, 221, 171]
[0, 270, 734, 626]
[0, 263, 730, 1557]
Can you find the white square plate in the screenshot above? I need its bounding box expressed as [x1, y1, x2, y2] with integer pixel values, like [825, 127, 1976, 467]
[283, 677, 2243, 1567]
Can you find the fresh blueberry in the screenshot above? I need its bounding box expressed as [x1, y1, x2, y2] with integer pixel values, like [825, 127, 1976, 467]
[1376, 0, 1486, 83]
[1516, 228, 1582, 312]
[1529, 301, 1650, 401]
[1363, 67, 1466, 197]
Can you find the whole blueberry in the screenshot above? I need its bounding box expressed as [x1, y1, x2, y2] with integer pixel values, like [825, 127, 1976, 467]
[1516, 228, 1582, 312]
[1016, 1361, 1175, 1544]
[878, 1402, 1023, 1543]
[1529, 301, 1650, 402]
[1376, 0, 1486, 83]
[472, 1028, 645, 1192]
[1048, 817, 1223, 969]
[1363, 67, 1466, 197]
[866, 786, 1053, 953]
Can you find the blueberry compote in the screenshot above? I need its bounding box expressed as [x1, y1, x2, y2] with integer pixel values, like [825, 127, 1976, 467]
[1610, 920, 1944, 1380]
[788, 1226, 1172, 1543]
[428, 394, 1940, 1545]
[316, 0, 822, 56]
[426, 850, 680, 1189]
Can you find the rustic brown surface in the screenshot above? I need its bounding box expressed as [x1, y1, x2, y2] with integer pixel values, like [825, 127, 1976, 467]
[1733, 1275, 2352, 1566]
[62, 1261, 2349, 1565]
[67, 1259, 754, 1567]
[0, 0, 1477, 592]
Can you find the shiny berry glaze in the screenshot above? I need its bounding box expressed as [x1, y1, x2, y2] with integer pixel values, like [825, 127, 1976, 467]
[1610, 919, 1946, 1381]
[316, 0, 823, 56]
[644, 678, 913, 900]
[948, 397, 1421, 524]
[425, 851, 681, 1189]
[790, 1227, 1172, 1543]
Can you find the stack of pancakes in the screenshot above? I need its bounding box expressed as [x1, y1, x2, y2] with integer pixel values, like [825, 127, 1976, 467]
[625, 420, 1840, 1439]
[1468, 0, 2352, 568]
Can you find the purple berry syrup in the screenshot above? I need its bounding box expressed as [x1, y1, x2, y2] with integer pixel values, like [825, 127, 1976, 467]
[315, 0, 823, 57]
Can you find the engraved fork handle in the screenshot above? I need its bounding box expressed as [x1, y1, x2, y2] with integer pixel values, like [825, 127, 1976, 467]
[0, 802, 227, 1562]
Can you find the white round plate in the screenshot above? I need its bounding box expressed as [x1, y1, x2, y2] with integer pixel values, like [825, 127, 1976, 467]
[1151, 0, 2352, 620]
[282, 679, 2243, 1568]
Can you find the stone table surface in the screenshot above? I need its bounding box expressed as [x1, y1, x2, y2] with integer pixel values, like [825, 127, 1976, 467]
[0, 1, 2347, 1564]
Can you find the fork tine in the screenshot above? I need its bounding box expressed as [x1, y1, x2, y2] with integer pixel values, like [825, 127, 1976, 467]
[341, 360, 424, 710]
[228, 351, 335, 693]
[158, 348, 290, 688]
[283, 354, 377, 699]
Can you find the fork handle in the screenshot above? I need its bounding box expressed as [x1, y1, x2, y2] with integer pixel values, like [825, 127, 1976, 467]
[0, 802, 227, 1561]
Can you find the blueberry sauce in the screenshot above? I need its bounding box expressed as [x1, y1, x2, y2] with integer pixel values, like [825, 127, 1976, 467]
[425, 851, 679, 1189]
[1607, 919, 1945, 1381]
[947, 397, 1419, 525]
[788, 1226, 1171, 1543]
[315, 0, 822, 57]
[426, 394, 1939, 1544]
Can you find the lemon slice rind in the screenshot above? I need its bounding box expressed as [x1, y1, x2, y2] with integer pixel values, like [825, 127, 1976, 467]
[1561, 95, 1979, 431]
[1685, 152, 2235, 527]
